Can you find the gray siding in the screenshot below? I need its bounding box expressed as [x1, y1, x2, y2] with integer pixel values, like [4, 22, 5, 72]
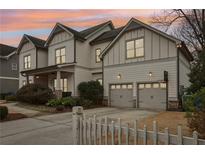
[104, 59, 178, 101]
[48, 31, 74, 66]
[37, 49, 48, 68]
[0, 54, 19, 78]
[0, 78, 19, 93]
[104, 28, 177, 66]
[179, 52, 191, 88]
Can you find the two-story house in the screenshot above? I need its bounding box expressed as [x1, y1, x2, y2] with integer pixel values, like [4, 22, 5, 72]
[0, 44, 19, 95]
[17, 18, 193, 110]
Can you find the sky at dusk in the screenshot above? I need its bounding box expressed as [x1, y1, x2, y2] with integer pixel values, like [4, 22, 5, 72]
[0, 9, 161, 47]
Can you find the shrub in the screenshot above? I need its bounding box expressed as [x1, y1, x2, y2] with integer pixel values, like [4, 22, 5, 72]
[5, 95, 17, 101]
[0, 92, 13, 100]
[16, 84, 54, 105]
[78, 81, 103, 104]
[0, 106, 8, 120]
[185, 87, 205, 138]
[47, 97, 79, 108]
[79, 99, 93, 108]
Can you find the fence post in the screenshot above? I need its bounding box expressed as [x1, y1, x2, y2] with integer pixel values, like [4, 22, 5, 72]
[72, 106, 83, 145]
[83, 116, 87, 145]
[80, 117, 83, 145]
[93, 115, 97, 145]
[125, 123, 129, 145]
[193, 131, 198, 145]
[134, 120, 138, 145]
[143, 125, 147, 145]
[164, 127, 169, 145]
[177, 125, 183, 145]
[118, 118, 122, 145]
[111, 121, 115, 145]
[105, 116, 108, 145]
[99, 118, 102, 145]
[153, 121, 158, 145]
[88, 118, 92, 145]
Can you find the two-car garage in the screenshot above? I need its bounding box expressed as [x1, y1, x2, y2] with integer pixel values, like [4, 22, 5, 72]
[109, 82, 167, 110]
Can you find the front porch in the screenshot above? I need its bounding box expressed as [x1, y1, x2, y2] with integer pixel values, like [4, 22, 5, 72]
[21, 64, 75, 98]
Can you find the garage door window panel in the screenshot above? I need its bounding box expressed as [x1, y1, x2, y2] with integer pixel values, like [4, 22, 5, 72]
[127, 84, 133, 89]
[153, 83, 160, 88]
[122, 84, 127, 89]
[111, 85, 116, 89]
[116, 85, 121, 89]
[139, 84, 144, 89]
[145, 84, 152, 88]
[160, 83, 167, 88]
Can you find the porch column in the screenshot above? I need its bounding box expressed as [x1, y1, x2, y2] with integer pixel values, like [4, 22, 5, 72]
[56, 70, 62, 99]
[26, 75, 29, 84]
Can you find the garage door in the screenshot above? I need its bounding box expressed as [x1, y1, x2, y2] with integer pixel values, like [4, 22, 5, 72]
[110, 84, 134, 108]
[138, 83, 167, 110]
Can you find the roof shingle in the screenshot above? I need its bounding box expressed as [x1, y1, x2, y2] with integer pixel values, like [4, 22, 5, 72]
[0, 44, 17, 56]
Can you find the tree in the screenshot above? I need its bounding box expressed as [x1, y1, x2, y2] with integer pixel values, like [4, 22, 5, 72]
[187, 49, 205, 94]
[152, 9, 205, 52]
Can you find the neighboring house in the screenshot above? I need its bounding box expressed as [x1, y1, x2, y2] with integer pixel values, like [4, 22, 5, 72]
[0, 44, 19, 94]
[17, 18, 193, 110]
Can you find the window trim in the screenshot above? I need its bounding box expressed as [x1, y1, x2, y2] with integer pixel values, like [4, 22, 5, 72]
[55, 47, 66, 65]
[125, 37, 144, 59]
[95, 48, 101, 63]
[23, 54, 31, 69]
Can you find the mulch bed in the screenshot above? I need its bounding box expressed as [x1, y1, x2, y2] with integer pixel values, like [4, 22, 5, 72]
[0, 113, 27, 122]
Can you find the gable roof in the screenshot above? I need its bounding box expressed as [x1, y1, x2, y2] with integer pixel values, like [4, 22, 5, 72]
[100, 18, 186, 58]
[80, 21, 114, 38]
[0, 44, 17, 57]
[90, 26, 124, 45]
[17, 34, 47, 54]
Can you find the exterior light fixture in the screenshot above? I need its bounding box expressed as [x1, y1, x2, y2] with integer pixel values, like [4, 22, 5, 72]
[36, 76, 39, 79]
[117, 74, 121, 79]
[149, 72, 152, 77]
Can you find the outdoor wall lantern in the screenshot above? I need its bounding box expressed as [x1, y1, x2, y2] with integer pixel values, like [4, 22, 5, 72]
[149, 72, 153, 77]
[117, 74, 121, 79]
[176, 43, 182, 48]
[36, 76, 39, 79]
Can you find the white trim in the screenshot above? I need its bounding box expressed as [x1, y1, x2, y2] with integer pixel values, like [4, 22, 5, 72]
[0, 51, 17, 60]
[0, 76, 19, 80]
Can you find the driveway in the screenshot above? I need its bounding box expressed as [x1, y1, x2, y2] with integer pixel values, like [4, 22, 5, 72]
[0, 107, 158, 145]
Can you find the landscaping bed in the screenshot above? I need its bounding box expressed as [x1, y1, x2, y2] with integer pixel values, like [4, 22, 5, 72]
[0, 113, 27, 122]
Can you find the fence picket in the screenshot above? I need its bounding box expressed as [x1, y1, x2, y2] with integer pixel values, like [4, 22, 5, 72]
[88, 118, 92, 145]
[111, 121, 115, 145]
[193, 131, 198, 145]
[83, 119, 87, 144]
[177, 125, 182, 145]
[99, 118, 102, 145]
[125, 123, 129, 145]
[105, 116, 108, 145]
[153, 121, 158, 145]
[164, 128, 169, 145]
[93, 115, 97, 145]
[134, 120, 138, 145]
[143, 125, 147, 145]
[79, 117, 83, 145]
[118, 118, 122, 145]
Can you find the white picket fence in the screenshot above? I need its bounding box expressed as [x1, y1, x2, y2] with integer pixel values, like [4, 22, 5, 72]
[72, 107, 205, 145]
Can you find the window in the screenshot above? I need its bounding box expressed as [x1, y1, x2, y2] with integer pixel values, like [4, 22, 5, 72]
[97, 78, 102, 85]
[145, 84, 151, 88]
[116, 85, 121, 89]
[54, 78, 68, 92]
[153, 83, 160, 88]
[160, 83, 167, 89]
[24, 55, 31, 69]
[122, 84, 127, 89]
[95, 48, 101, 63]
[139, 84, 145, 89]
[126, 38, 144, 59]
[111, 85, 116, 89]
[55, 47, 66, 64]
[127, 84, 133, 89]
[11, 63, 17, 70]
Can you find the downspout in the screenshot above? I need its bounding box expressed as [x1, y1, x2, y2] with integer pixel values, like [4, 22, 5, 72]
[101, 56, 104, 102]
[177, 47, 180, 108]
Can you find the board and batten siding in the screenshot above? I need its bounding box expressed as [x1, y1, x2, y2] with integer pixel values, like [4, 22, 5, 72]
[103, 27, 179, 101]
[19, 42, 36, 88]
[48, 31, 74, 66]
[179, 51, 191, 88]
[37, 49, 48, 68]
[104, 28, 177, 66]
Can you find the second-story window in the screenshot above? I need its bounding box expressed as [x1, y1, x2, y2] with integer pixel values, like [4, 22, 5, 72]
[126, 38, 144, 59]
[56, 47, 65, 64]
[24, 55, 31, 69]
[95, 48, 101, 63]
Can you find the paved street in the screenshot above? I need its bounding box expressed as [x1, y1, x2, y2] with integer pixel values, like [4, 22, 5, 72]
[0, 107, 158, 145]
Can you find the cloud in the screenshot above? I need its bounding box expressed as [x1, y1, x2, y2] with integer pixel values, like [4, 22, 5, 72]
[0, 9, 160, 46]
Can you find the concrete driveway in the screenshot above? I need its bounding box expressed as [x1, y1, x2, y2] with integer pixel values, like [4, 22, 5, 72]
[0, 107, 158, 145]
